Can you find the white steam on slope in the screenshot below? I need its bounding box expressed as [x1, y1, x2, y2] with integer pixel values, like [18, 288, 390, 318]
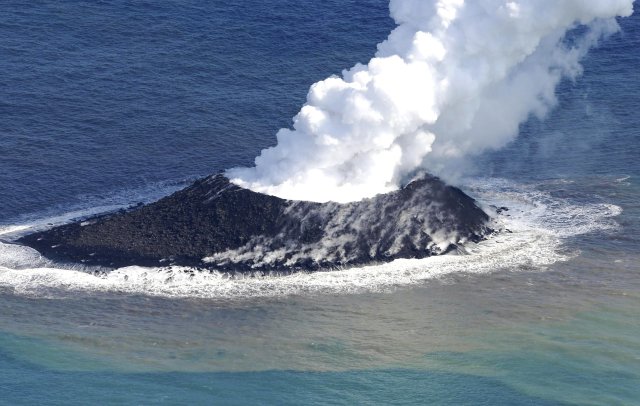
[227, 0, 634, 203]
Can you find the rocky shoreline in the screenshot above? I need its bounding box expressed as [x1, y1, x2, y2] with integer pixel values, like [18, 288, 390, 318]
[19, 174, 494, 273]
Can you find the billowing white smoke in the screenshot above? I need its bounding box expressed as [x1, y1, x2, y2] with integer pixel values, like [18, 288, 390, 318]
[227, 0, 634, 203]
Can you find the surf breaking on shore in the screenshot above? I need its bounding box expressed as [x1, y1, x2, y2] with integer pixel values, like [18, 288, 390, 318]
[0, 178, 622, 299]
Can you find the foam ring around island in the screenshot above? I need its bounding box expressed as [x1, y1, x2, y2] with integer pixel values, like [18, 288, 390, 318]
[0, 178, 622, 300]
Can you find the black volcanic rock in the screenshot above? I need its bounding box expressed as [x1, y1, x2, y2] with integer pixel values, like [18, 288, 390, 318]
[19, 174, 494, 272]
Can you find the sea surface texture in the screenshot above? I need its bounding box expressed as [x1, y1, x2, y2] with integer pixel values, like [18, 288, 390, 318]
[1, 1, 639, 405]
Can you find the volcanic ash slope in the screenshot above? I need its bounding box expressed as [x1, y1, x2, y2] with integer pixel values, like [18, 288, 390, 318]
[19, 174, 494, 272]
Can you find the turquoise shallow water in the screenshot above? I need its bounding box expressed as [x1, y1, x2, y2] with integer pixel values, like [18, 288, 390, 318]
[1, 1, 640, 405]
[0, 347, 574, 405]
[0, 356, 576, 405]
[1, 262, 639, 405]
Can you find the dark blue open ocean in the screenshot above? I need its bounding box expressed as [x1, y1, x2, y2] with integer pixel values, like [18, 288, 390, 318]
[1, 1, 639, 404]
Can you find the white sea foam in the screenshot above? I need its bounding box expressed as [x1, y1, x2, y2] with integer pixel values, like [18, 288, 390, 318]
[0, 178, 622, 299]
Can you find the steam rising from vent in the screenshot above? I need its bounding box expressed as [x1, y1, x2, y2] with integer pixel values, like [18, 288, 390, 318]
[227, 0, 634, 203]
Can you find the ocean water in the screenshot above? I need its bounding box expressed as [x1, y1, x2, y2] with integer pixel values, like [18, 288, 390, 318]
[1, 1, 639, 405]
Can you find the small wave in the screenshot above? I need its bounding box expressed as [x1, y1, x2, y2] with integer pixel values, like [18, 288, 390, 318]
[615, 175, 631, 185]
[0, 177, 622, 300]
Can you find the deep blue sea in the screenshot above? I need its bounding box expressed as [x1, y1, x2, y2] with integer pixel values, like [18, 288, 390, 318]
[1, 1, 639, 405]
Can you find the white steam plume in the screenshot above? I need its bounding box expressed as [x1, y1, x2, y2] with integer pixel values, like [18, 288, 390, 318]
[227, 0, 634, 203]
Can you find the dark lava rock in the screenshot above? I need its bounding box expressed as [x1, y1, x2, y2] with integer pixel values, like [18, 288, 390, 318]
[19, 174, 494, 272]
